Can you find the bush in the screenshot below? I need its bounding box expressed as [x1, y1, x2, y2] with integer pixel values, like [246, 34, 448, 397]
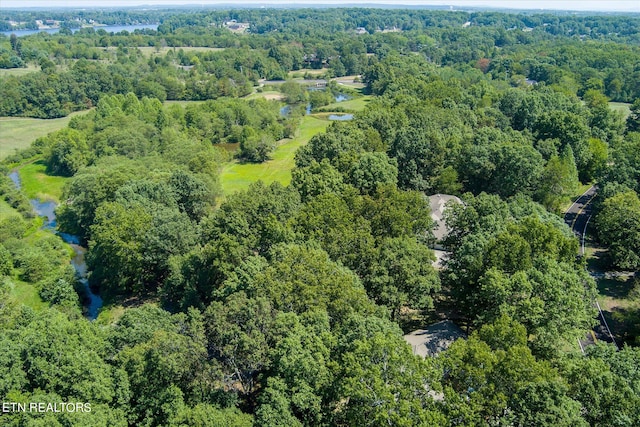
[239, 134, 276, 163]
[39, 274, 79, 307]
[0, 244, 12, 276]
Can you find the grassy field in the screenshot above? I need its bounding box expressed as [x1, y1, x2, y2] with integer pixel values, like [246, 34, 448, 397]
[9, 279, 48, 311]
[317, 96, 371, 112]
[609, 102, 631, 119]
[220, 115, 330, 195]
[18, 160, 68, 202]
[288, 68, 327, 78]
[0, 110, 88, 160]
[0, 63, 40, 77]
[244, 90, 284, 101]
[0, 198, 19, 220]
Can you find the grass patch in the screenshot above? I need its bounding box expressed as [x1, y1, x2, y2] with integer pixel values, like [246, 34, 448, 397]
[597, 276, 640, 346]
[17, 161, 68, 202]
[95, 304, 126, 325]
[288, 68, 326, 78]
[0, 110, 87, 160]
[220, 115, 330, 196]
[597, 275, 637, 300]
[244, 91, 284, 101]
[0, 63, 39, 77]
[609, 102, 631, 119]
[317, 96, 371, 113]
[8, 279, 47, 311]
[0, 199, 21, 220]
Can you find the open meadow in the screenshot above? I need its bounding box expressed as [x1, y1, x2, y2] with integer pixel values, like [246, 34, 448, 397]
[0, 111, 87, 160]
[0, 63, 40, 77]
[17, 160, 68, 202]
[609, 101, 631, 119]
[219, 115, 329, 195]
[317, 95, 371, 112]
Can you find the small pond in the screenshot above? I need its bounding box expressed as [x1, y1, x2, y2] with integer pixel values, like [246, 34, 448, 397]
[328, 114, 354, 121]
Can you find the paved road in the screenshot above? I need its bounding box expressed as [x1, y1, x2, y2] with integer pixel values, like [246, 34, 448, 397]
[564, 185, 617, 349]
[564, 185, 598, 251]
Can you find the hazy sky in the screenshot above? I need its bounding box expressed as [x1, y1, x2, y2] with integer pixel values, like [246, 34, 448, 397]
[1, 0, 638, 12]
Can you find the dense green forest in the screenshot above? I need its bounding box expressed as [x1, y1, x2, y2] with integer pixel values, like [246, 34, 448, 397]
[1, 6, 640, 426]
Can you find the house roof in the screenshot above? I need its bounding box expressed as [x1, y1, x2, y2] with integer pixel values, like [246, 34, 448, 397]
[428, 194, 462, 242]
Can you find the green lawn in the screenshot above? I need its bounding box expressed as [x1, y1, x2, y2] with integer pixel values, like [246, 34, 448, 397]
[0, 63, 39, 77]
[608, 102, 631, 119]
[244, 91, 284, 101]
[317, 95, 371, 112]
[9, 279, 48, 311]
[288, 68, 327, 78]
[17, 160, 68, 202]
[0, 111, 87, 160]
[220, 115, 329, 196]
[0, 199, 20, 220]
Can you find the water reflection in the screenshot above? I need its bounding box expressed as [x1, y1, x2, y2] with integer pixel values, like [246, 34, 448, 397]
[328, 114, 354, 121]
[9, 171, 21, 188]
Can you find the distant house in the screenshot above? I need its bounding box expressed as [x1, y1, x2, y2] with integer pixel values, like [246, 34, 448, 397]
[404, 320, 466, 357]
[355, 27, 368, 35]
[224, 20, 250, 32]
[429, 194, 462, 250]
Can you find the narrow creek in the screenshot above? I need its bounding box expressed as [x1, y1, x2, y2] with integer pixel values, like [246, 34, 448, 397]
[8, 170, 102, 319]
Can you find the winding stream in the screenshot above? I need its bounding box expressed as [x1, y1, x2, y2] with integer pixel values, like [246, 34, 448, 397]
[8, 170, 102, 319]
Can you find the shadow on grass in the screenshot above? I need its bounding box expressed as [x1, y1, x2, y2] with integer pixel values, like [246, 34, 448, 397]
[605, 306, 640, 346]
[597, 276, 637, 299]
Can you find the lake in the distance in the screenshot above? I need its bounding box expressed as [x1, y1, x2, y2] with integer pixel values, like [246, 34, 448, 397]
[2, 24, 158, 37]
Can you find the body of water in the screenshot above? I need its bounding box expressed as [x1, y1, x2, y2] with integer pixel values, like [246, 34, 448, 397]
[30, 199, 57, 230]
[8, 171, 102, 319]
[69, 244, 103, 320]
[2, 24, 158, 37]
[280, 105, 291, 116]
[279, 104, 312, 117]
[9, 171, 20, 188]
[328, 114, 354, 121]
[335, 94, 349, 102]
